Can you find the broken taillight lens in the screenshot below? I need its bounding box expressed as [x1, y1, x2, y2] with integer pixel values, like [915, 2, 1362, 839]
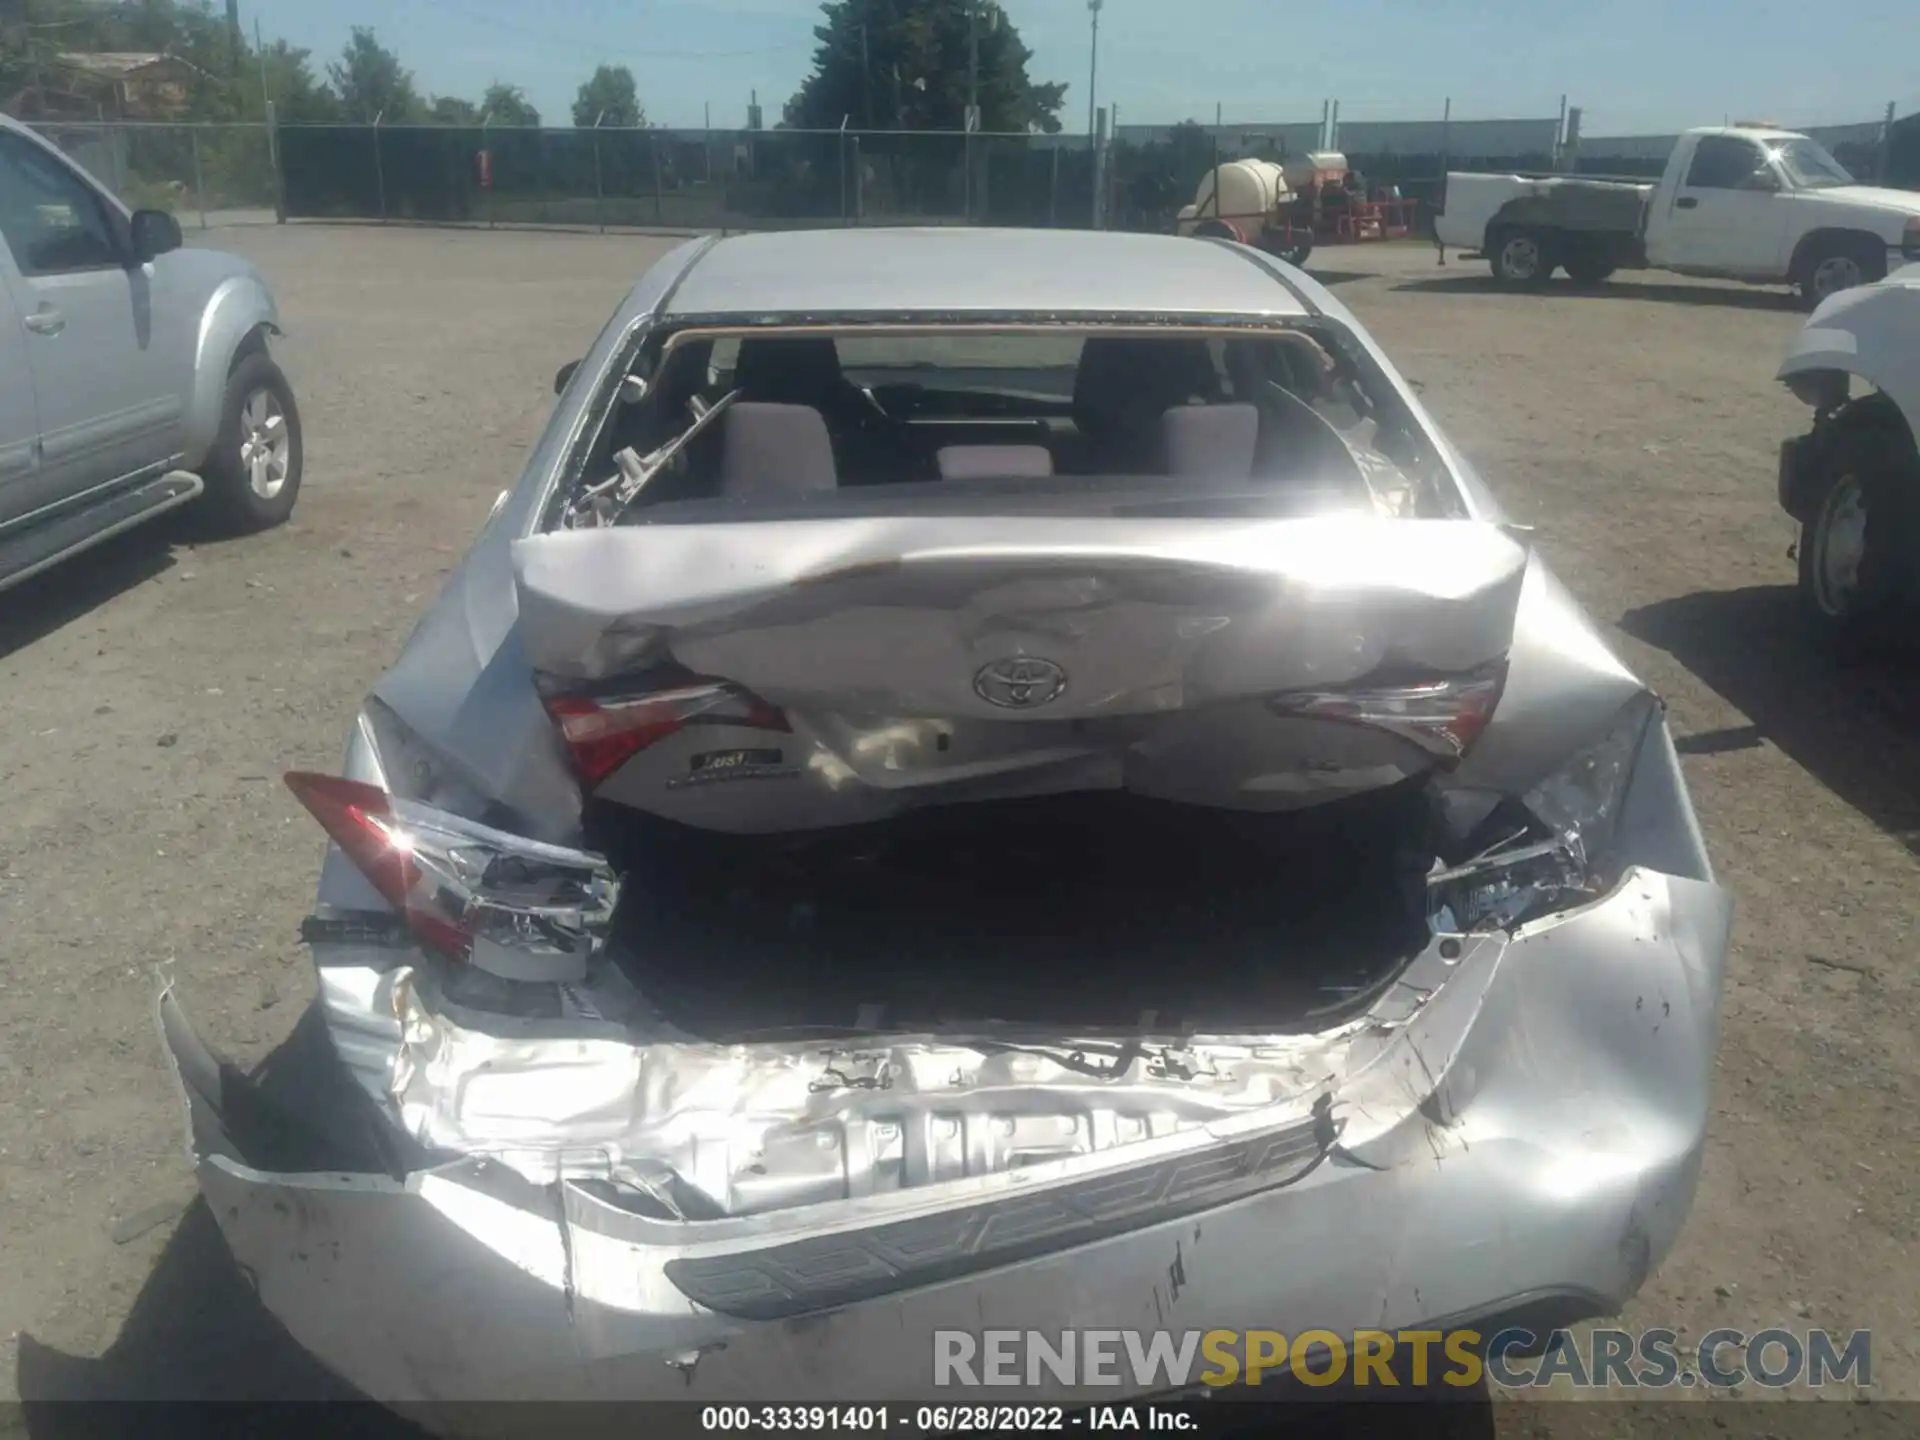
[285, 772, 619, 981]
[541, 678, 791, 786]
[1268, 661, 1507, 766]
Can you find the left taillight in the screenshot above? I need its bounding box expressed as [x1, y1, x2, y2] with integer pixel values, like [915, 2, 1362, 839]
[285, 772, 619, 981]
[1268, 661, 1507, 766]
[541, 677, 791, 786]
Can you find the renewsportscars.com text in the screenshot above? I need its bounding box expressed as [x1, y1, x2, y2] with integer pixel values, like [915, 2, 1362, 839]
[934, 1327, 1872, 1390]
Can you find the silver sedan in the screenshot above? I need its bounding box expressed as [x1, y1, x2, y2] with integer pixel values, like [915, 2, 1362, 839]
[162, 226, 1731, 1411]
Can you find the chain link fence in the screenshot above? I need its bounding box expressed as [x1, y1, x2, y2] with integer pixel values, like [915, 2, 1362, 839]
[26, 121, 281, 227]
[262, 124, 1102, 231]
[24, 110, 1911, 236]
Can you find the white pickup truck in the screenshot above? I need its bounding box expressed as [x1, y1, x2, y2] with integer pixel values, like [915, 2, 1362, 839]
[1434, 124, 1920, 308]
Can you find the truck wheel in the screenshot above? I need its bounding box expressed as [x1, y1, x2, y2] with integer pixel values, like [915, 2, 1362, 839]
[1276, 241, 1313, 267]
[1795, 237, 1885, 309]
[200, 350, 304, 534]
[1796, 424, 1920, 646]
[1489, 228, 1554, 287]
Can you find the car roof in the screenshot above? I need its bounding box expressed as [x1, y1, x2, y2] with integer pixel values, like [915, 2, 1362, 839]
[657, 227, 1311, 321]
[1688, 124, 1804, 143]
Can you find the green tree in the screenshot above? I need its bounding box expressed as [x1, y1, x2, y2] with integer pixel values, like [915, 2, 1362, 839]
[326, 25, 421, 122]
[428, 94, 481, 124]
[481, 81, 539, 127]
[784, 0, 1065, 134]
[250, 40, 341, 123]
[571, 63, 643, 128]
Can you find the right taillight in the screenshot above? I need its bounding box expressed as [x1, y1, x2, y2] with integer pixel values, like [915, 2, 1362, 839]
[1268, 661, 1507, 766]
[541, 678, 791, 786]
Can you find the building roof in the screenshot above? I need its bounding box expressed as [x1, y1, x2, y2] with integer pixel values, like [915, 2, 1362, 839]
[55, 52, 194, 79]
[661, 226, 1309, 319]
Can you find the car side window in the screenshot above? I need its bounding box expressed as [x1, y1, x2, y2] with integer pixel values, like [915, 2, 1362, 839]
[1684, 136, 1765, 191]
[0, 133, 123, 277]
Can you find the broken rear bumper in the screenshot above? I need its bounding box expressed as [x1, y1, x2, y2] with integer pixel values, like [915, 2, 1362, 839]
[161, 868, 1731, 1408]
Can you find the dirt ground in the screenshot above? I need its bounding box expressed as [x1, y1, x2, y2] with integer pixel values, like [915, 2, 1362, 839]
[0, 229, 1915, 1427]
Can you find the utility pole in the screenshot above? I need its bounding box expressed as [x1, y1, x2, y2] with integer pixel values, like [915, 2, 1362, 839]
[1086, 0, 1103, 138]
[964, 2, 979, 220]
[861, 22, 873, 128]
[967, 6, 979, 128]
[256, 15, 286, 221]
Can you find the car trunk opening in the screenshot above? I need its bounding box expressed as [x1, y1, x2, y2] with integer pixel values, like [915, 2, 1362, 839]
[503, 515, 1528, 1039]
[592, 781, 1436, 1039]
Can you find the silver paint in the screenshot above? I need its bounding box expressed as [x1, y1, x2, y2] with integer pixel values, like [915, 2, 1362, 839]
[156, 226, 1734, 1413]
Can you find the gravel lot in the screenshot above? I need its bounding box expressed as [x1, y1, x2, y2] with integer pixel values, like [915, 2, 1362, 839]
[1, 228, 1916, 1426]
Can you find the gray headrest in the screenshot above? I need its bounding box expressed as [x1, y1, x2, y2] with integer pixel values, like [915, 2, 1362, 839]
[1162, 403, 1260, 478]
[717, 402, 838, 498]
[935, 445, 1055, 480]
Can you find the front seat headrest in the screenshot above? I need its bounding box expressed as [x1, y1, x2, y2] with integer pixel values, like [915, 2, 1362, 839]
[1072, 337, 1222, 455]
[731, 336, 845, 407]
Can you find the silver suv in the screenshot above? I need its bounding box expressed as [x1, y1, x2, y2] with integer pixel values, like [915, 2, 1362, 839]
[0, 116, 303, 593]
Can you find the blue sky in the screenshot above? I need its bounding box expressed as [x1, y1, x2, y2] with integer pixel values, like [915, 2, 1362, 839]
[244, 0, 1915, 136]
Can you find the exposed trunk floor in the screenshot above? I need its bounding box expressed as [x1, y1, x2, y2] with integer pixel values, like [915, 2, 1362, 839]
[596, 786, 1436, 1037]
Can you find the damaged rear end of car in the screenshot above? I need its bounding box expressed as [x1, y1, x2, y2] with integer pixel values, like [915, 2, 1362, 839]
[161, 237, 1731, 1410]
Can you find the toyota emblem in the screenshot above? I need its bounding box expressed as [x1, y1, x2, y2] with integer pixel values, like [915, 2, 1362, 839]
[973, 656, 1068, 710]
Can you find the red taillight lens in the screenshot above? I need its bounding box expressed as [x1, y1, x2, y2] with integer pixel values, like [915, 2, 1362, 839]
[542, 679, 790, 786]
[1269, 661, 1507, 767]
[285, 771, 619, 978]
[284, 772, 469, 954]
[284, 772, 412, 908]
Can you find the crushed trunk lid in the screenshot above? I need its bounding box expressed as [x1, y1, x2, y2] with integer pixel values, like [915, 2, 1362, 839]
[513, 516, 1529, 708]
[513, 517, 1530, 827]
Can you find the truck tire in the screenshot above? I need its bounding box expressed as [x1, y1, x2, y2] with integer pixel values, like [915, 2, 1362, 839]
[1796, 421, 1920, 647]
[1795, 236, 1886, 310]
[200, 350, 305, 534]
[1488, 228, 1554, 288]
[1275, 241, 1313, 267]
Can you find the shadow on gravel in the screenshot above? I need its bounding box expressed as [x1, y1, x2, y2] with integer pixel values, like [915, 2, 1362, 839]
[1623, 585, 1920, 855]
[14, 1005, 427, 1439]
[0, 505, 295, 661]
[13, 1201, 397, 1423]
[1395, 272, 1802, 312]
[0, 525, 178, 662]
[1299, 269, 1373, 287]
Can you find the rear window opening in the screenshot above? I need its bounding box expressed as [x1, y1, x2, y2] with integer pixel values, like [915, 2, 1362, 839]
[561, 323, 1464, 529]
[588, 782, 1438, 1041]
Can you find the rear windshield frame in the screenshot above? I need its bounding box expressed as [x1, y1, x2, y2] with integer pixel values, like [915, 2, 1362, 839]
[543, 314, 1470, 531]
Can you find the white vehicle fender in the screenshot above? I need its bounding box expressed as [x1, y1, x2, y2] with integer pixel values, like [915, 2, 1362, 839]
[184, 272, 282, 469]
[1776, 273, 1920, 434]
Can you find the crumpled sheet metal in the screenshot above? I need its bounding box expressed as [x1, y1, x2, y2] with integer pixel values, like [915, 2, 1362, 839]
[385, 956, 1389, 1217]
[163, 866, 1731, 1411]
[511, 515, 1531, 694]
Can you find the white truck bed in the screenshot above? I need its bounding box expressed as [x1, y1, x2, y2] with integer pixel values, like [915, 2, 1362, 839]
[1433, 173, 1655, 253]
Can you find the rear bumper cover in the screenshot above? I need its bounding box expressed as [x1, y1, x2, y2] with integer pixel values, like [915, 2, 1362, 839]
[161, 867, 1731, 1407]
